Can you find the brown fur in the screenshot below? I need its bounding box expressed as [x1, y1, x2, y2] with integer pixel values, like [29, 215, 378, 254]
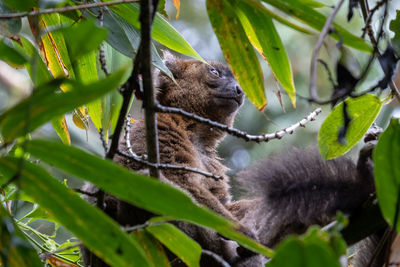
[110, 53, 258, 266]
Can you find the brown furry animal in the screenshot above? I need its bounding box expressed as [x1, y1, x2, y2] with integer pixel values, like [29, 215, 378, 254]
[83, 53, 382, 267]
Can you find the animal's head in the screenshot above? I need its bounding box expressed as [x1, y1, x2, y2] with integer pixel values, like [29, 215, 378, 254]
[155, 52, 244, 126]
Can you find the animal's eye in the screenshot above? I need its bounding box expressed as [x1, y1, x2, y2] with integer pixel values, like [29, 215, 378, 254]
[210, 68, 220, 77]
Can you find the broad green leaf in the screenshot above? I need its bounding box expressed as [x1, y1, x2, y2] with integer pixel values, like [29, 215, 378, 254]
[373, 119, 400, 231]
[235, 0, 296, 107]
[0, 206, 42, 267]
[107, 2, 203, 62]
[62, 18, 108, 62]
[0, 40, 28, 66]
[0, 157, 151, 266]
[207, 0, 266, 110]
[260, 0, 371, 52]
[25, 140, 274, 257]
[147, 223, 201, 267]
[0, 3, 21, 36]
[389, 10, 400, 52]
[0, 69, 126, 142]
[267, 227, 341, 267]
[74, 51, 103, 131]
[131, 230, 171, 267]
[318, 94, 382, 159]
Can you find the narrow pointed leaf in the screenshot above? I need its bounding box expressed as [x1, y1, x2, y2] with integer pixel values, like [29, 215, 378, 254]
[0, 70, 126, 142]
[38, 13, 75, 82]
[75, 51, 103, 131]
[25, 140, 274, 257]
[51, 116, 71, 145]
[236, 0, 296, 107]
[318, 94, 382, 159]
[147, 223, 201, 267]
[131, 230, 171, 267]
[15, 36, 71, 144]
[207, 0, 266, 110]
[373, 119, 400, 231]
[260, 0, 371, 52]
[107, 3, 203, 61]
[0, 157, 151, 266]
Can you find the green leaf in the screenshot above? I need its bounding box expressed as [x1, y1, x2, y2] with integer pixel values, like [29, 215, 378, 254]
[0, 157, 151, 267]
[318, 94, 382, 159]
[62, 18, 108, 62]
[0, 40, 28, 66]
[373, 119, 400, 231]
[25, 140, 273, 257]
[0, 206, 42, 267]
[267, 227, 341, 267]
[207, 0, 267, 110]
[235, 0, 296, 107]
[389, 10, 400, 52]
[260, 0, 371, 52]
[18, 36, 53, 86]
[101, 9, 174, 79]
[147, 223, 201, 267]
[0, 2, 21, 36]
[107, 3, 204, 62]
[51, 116, 71, 145]
[131, 230, 171, 267]
[0, 69, 126, 142]
[74, 50, 103, 131]
[38, 13, 75, 82]
[3, 0, 37, 11]
[157, 0, 168, 18]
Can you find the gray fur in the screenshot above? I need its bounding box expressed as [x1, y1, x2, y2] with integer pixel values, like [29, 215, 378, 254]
[236, 148, 375, 249]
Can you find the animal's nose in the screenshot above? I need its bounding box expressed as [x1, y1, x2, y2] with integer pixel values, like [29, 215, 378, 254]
[235, 84, 243, 96]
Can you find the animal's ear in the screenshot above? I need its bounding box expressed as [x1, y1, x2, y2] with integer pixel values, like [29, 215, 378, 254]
[162, 50, 182, 78]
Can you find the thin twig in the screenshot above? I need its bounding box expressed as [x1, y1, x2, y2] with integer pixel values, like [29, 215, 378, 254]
[155, 104, 322, 142]
[361, 0, 386, 39]
[202, 250, 231, 267]
[318, 59, 337, 87]
[99, 128, 109, 154]
[117, 149, 222, 180]
[97, 10, 110, 76]
[309, 0, 346, 103]
[0, 0, 139, 19]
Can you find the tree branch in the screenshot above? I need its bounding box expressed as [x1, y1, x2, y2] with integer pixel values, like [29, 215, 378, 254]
[141, 0, 160, 179]
[155, 104, 322, 142]
[309, 0, 346, 103]
[0, 0, 139, 19]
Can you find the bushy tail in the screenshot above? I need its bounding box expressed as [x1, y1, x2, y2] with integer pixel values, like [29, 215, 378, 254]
[236, 148, 375, 248]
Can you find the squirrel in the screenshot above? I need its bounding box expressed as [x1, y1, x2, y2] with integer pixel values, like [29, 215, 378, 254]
[82, 53, 384, 267]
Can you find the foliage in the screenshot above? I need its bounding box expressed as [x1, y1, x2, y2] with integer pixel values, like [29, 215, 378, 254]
[0, 0, 399, 266]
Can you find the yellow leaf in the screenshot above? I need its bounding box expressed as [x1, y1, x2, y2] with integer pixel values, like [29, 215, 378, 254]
[173, 0, 180, 19]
